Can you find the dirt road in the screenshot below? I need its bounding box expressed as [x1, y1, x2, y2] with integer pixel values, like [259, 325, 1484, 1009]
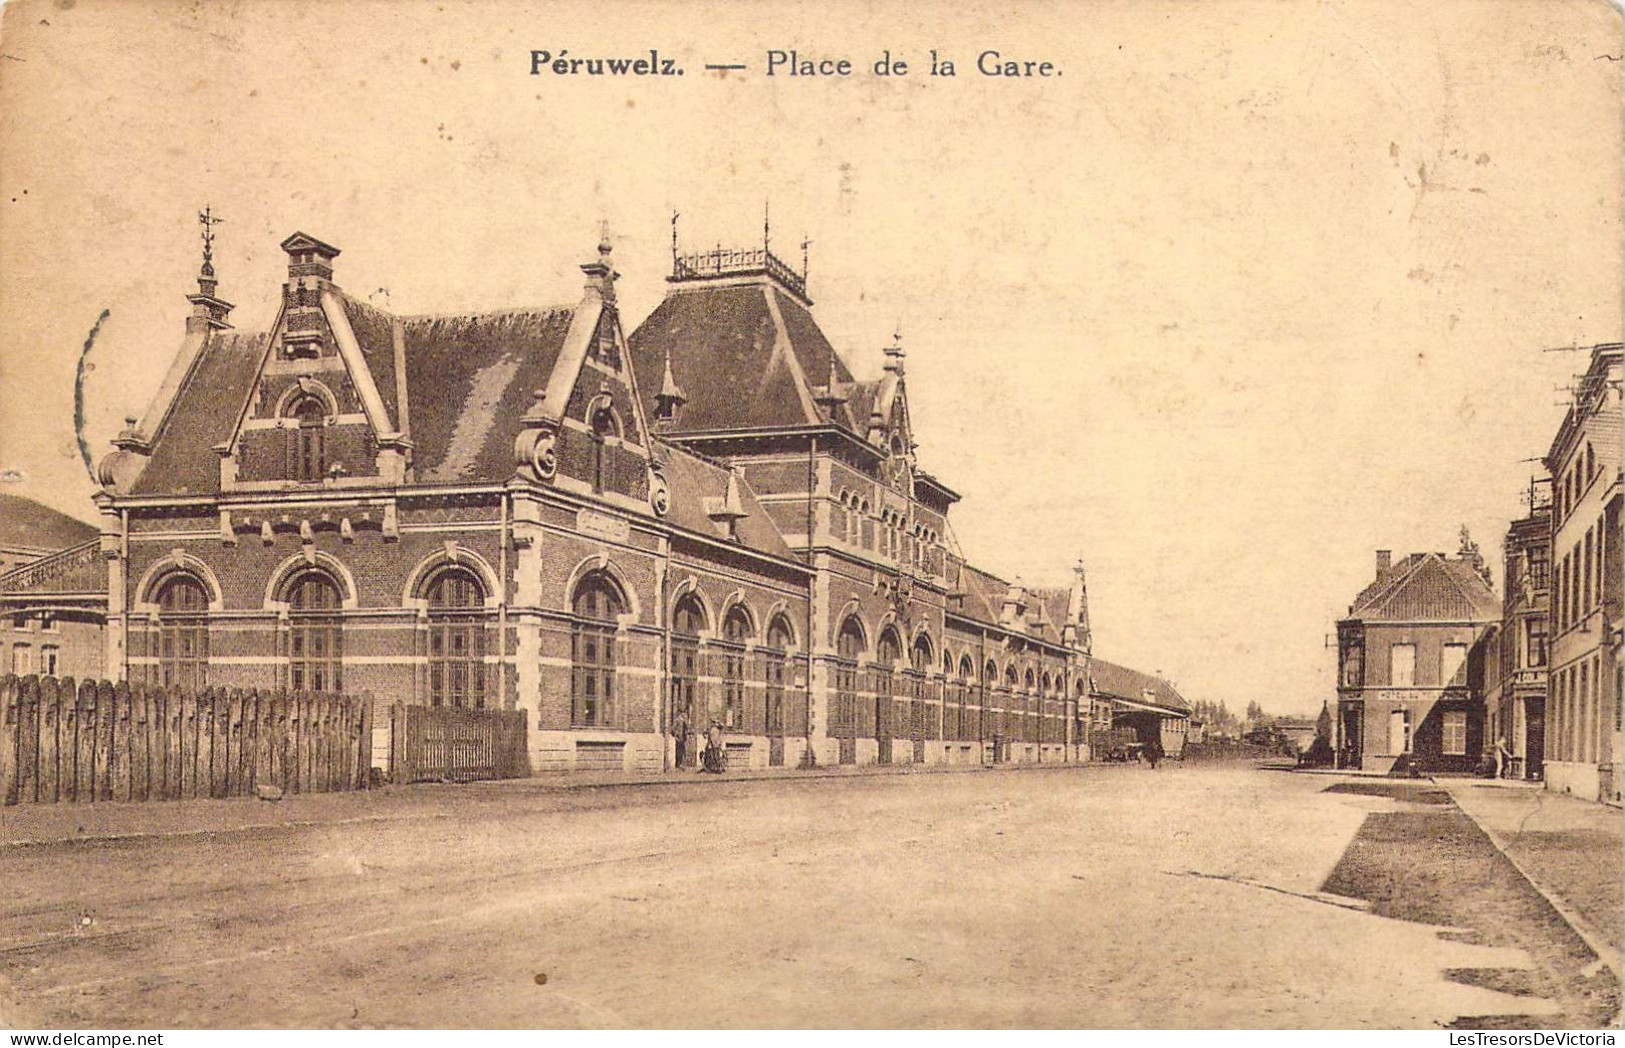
[0, 764, 1606, 1027]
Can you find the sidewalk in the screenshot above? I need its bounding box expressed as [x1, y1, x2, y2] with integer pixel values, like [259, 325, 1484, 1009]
[0, 755, 1107, 848]
[1442, 779, 1624, 977]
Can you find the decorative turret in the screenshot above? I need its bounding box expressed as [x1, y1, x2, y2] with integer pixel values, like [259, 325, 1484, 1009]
[1065, 557, 1093, 653]
[813, 350, 848, 419]
[581, 226, 618, 305]
[705, 469, 750, 539]
[279, 231, 339, 358]
[654, 347, 687, 428]
[883, 328, 906, 376]
[185, 206, 234, 333]
[1000, 579, 1030, 628]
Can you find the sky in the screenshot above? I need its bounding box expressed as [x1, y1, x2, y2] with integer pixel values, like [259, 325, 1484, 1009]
[0, 0, 1620, 717]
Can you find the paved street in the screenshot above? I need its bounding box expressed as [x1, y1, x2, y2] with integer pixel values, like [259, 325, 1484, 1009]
[0, 764, 1614, 1029]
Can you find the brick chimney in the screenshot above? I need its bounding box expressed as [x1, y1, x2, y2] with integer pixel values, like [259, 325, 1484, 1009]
[279, 232, 340, 358]
[1376, 550, 1392, 576]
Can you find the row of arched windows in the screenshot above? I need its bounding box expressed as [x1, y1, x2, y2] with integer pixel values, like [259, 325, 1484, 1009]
[664, 590, 798, 734]
[826, 613, 1078, 747]
[147, 564, 489, 707]
[833, 490, 940, 569]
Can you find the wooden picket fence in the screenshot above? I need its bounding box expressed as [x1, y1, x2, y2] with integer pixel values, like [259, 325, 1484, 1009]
[0, 675, 373, 805]
[389, 703, 526, 784]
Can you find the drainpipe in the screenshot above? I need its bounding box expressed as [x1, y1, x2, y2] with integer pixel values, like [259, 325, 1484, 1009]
[660, 545, 672, 773]
[499, 493, 509, 711]
[804, 435, 817, 765]
[120, 507, 130, 681]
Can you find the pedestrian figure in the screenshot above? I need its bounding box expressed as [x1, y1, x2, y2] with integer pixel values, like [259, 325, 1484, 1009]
[703, 719, 726, 774]
[673, 708, 690, 770]
[1144, 738, 1163, 770]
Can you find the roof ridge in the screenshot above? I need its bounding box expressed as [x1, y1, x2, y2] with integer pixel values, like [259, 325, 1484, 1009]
[402, 303, 575, 323]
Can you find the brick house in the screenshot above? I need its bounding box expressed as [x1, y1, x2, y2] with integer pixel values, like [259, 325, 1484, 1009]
[79, 226, 1159, 774]
[0, 493, 106, 680]
[1335, 541, 1501, 774]
[1485, 498, 1551, 781]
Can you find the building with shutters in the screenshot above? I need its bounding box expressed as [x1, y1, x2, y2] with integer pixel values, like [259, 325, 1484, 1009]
[33, 221, 1186, 775]
[1334, 538, 1501, 774]
[1541, 342, 1622, 805]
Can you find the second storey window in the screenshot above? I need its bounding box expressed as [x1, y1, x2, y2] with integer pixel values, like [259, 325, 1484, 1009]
[1389, 643, 1416, 687]
[1441, 642, 1468, 687]
[1526, 618, 1548, 667]
[287, 396, 327, 482]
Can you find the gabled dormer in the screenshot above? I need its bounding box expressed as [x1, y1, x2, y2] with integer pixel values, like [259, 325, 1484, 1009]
[224, 234, 407, 490]
[511, 237, 660, 515]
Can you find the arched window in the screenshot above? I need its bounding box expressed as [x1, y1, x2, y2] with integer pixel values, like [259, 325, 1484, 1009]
[721, 605, 752, 730]
[908, 634, 935, 746]
[286, 569, 342, 692]
[571, 572, 624, 727]
[1587, 443, 1596, 481]
[156, 573, 209, 692]
[590, 404, 619, 494]
[834, 616, 866, 752]
[764, 614, 793, 738]
[426, 567, 485, 708]
[875, 628, 902, 745]
[287, 396, 327, 482]
[959, 656, 976, 742]
[669, 593, 706, 732]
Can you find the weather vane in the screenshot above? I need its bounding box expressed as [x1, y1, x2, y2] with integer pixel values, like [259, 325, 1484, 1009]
[197, 205, 224, 270]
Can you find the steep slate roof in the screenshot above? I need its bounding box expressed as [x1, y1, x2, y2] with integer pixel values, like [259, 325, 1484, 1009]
[1089, 657, 1188, 713]
[658, 444, 794, 559]
[132, 331, 268, 495]
[129, 305, 578, 494]
[627, 284, 858, 432]
[0, 493, 98, 553]
[1348, 553, 1500, 623]
[337, 293, 401, 423]
[397, 307, 576, 483]
[1030, 587, 1072, 635]
[950, 565, 1066, 646]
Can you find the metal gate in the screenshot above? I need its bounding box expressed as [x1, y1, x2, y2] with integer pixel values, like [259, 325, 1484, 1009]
[389, 703, 526, 784]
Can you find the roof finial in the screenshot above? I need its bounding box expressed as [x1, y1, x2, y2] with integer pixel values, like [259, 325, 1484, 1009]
[763, 200, 771, 254]
[671, 209, 681, 266]
[580, 222, 617, 304]
[883, 324, 906, 376]
[801, 235, 811, 280]
[185, 205, 234, 330]
[814, 348, 848, 416]
[196, 205, 223, 287]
